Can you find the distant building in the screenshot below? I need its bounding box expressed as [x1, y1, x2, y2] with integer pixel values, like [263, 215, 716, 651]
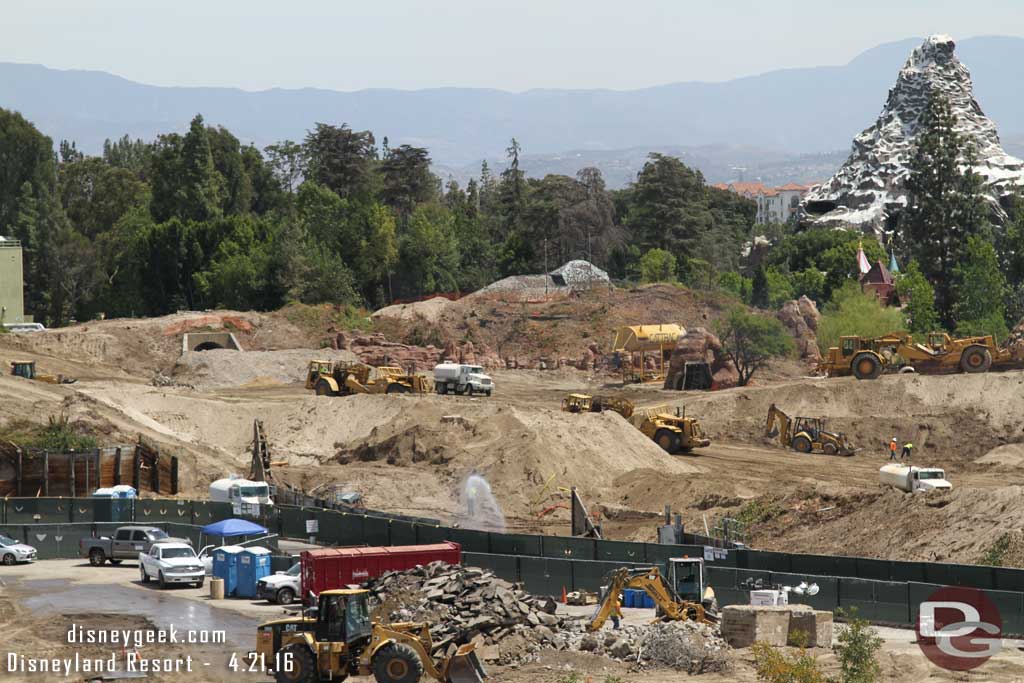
[860, 260, 896, 306]
[713, 181, 814, 224]
[0, 237, 26, 324]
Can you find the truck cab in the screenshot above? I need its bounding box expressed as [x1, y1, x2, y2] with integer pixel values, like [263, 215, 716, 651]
[209, 477, 274, 514]
[879, 464, 952, 493]
[668, 557, 707, 604]
[434, 363, 494, 396]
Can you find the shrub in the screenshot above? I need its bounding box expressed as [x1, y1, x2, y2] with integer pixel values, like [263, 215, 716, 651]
[751, 641, 827, 683]
[639, 248, 678, 284]
[834, 608, 883, 683]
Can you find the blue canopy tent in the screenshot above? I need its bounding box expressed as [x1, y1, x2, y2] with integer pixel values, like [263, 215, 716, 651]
[202, 518, 268, 537]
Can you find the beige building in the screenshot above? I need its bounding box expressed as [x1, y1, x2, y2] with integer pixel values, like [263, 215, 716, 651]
[0, 237, 26, 324]
[713, 182, 813, 224]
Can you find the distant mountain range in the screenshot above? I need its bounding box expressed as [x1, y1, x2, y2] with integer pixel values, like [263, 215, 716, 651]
[3, 35, 1024, 187]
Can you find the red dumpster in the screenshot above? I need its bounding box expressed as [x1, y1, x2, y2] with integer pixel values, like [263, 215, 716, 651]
[301, 542, 461, 600]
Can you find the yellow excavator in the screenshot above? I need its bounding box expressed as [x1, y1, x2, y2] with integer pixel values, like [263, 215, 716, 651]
[560, 393, 635, 418]
[589, 560, 714, 631]
[254, 589, 486, 683]
[629, 405, 711, 454]
[306, 360, 433, 396]
[819, 332, 1013, 379]
[9, 360, 76, 384]
[764, 403, 855, 456]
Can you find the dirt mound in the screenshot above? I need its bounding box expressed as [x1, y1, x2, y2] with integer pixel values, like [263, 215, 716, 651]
[372, 297, 456, 323]
[171, 348, 357, 389]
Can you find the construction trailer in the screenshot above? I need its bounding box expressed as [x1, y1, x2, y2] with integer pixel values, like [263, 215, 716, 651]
[610, 324, 683, 384]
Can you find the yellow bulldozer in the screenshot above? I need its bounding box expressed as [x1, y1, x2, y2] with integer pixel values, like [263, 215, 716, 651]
[9, 360, 76, 385]
[254, 589, 486, 683]
[306, 360, 432, 397]
[560, 393, 635, 419]
[764, 403, 855, 456]
[589, 560, 713, 631]
[819, 332, 1011, 380]
[629, 405, 711, 454]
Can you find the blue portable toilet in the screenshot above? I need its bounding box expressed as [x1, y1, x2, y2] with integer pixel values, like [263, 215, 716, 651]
[212, 545, 245, 596]
[237, 547, 272, 598]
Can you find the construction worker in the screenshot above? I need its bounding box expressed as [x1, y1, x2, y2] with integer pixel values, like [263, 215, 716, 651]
[610, 593, 623, 630]
[901, 441, 914, 459]
[889, 437, 898, 460]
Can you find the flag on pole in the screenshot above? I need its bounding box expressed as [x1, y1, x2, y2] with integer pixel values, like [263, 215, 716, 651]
[856, 242, 870, 275]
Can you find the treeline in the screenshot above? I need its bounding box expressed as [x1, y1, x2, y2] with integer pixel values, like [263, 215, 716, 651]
[0, 109, 756, 326]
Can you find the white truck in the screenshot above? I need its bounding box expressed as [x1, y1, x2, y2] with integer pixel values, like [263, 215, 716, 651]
[209, 477, 274, 514]
[879, 464, 952, 493]
[433, 363, 494, 396]
[139, 542, 206, 589]
[256, 562, 301, 604]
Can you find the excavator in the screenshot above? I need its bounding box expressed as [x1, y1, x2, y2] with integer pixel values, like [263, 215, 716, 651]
[9, 360, 76, 384]
[254, 588, 486, 683]
[764, 403, 855, 456]
[589, 559, 715, 631]
[306, 360, 432, 396]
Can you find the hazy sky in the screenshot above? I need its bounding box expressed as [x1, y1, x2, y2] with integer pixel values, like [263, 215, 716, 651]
[4, 0, 1024, 91]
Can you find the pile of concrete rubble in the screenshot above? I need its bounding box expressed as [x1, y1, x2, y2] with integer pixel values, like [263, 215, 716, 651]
[363, 562, 730, 671]
[363, 562, 562, 664]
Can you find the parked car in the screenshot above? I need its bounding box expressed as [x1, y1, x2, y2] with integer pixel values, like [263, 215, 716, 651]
[139, 542, 205, 589]
[256, 563, 301, 604]
[0, 534, 37, 565]
[79, 525, 187, 566]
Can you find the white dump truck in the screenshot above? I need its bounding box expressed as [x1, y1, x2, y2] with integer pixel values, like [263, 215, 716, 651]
[433, 363, 494, 396]
[879, 464, 952, 493]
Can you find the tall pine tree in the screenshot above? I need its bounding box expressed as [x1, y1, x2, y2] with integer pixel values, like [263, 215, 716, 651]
[897, 91, 988, 326]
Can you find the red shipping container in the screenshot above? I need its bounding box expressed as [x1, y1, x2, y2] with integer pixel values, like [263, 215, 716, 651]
[301, 542, 461, 600]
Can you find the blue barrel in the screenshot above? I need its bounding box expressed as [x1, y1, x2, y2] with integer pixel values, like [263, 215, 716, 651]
[237, 547, 272, 598]
[212, 545, 245, 596]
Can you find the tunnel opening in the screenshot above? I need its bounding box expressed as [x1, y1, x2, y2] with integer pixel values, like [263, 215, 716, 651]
[194, 341, 225, 352]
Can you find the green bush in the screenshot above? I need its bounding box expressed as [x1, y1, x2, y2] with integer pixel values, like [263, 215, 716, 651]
[816, 282, 906, 354]
[834, 608, 883, 683]
[639, 248, 678, 284]
[751, 641, 826, 683]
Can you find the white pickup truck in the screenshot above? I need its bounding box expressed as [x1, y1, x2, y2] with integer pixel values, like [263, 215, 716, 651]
[256, 562, 301, 604]
[434, 363, 494, 396]
[139, 542, 206, 589]
[879, 464, 952, 493]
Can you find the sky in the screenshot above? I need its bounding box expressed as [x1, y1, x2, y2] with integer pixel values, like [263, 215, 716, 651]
[4, 0, 1024, 92]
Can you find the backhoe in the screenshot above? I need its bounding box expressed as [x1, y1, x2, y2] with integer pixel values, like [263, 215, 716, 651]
[764, 403, 855, 456]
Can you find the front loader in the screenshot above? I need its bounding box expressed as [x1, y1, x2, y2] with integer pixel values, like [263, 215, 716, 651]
[255, 589, 485, 683]
[764, 403, 855, 456]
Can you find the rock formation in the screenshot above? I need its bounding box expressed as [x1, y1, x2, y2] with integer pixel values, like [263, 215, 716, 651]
[800, 35, 1024, 234]
[333, 332, 501, 371]
[778, 296, 822, 362]
[663, 327, 738, 390]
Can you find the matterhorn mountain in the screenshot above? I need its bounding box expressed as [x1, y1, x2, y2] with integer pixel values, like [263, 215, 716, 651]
[800, 34, 1024, 234]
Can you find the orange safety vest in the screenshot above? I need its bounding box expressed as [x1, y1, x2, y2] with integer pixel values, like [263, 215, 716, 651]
[889, 441, 898, 452]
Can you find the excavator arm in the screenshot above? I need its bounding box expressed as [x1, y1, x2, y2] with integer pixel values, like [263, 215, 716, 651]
[764, 403, 791, 445]
[588, 567, 706, 631]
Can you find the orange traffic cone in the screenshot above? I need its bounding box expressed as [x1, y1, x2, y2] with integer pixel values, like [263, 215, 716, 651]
[562, 586, 568, 604]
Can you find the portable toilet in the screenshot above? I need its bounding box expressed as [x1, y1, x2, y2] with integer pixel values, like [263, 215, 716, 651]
[212, 546, 245, 596]
[237, 547, 272, 598]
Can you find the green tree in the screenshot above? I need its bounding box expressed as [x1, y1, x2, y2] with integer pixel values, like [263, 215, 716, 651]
[626, 153, 711, 256]
[791, 267, 826, 304]
[897, 92, 990, 325]
[179, 114, 226, 221]
[895, 261, 940, 334]
[817, 282, 907, 353]
[718, 271, 751, 302]
[638, 248, 677, 283]
[765, 267, 795, 308]
[264, 140, 307, 194]
[304, 123, 377, 199]
[716, 306, 794, 386]
[953, 234, 1008, 339]
[380, 144, 437, 218]
[398, 204, 460, 296]
[751, 266, 769, 308]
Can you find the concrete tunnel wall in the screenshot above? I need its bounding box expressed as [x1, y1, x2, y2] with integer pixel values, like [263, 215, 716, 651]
[181, 331, 242, 353]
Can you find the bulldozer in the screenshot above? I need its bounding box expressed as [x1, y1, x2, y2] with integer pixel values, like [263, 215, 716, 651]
[560, 393, 635, 419]
[764, 403, 855, 456]
[306, 360, 432, 397]
[589, 560, 714, 631]
[9, 360, 76, 385]
[629, 405, 711, 454]
[254, 588, 486, 683]
[819, 332, 1010, 379]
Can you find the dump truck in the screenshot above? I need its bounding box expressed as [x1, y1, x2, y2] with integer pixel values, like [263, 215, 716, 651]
[560, 393, 635, 419]
[628, 405, 711, 454]
[433, 363, 494, 396]
[819, 332, 1014, 379]
[879, 464, 952, 493]
[9, 360, 76, 384]
[764, 404, 855, 456]
[254, 588, 486, 683]
[589, 560, 714, 631]
[306, 360, 432, 396]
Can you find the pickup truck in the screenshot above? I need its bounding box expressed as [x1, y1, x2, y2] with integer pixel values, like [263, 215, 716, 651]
[79, 525, 185, 566]
[256, 562, 300, 604]
[139, 542, 206, 589]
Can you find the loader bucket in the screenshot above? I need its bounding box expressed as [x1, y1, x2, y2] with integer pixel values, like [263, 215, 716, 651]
[444, 644, 487, 683]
